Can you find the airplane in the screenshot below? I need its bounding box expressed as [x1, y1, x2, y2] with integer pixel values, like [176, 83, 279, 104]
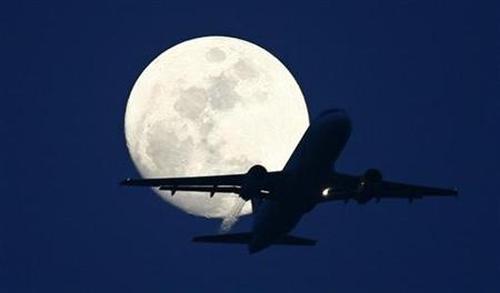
[121, 109, 458, 254]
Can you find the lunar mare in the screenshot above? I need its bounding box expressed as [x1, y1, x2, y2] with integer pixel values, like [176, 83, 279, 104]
[125, 36, 309, 218]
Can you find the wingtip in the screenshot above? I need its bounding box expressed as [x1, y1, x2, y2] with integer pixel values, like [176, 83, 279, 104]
[120, 178, 132, 186]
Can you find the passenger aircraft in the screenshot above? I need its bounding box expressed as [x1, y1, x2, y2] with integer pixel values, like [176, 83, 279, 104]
[122, 109, 457, 253]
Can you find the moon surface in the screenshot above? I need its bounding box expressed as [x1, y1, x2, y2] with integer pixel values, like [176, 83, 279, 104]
[125, 36, 309, 218]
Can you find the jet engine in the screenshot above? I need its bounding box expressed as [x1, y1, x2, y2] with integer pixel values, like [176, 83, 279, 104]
[240, 165, 268, 201]
[357, 168, 383, 203]
[362, 168, 383, 184]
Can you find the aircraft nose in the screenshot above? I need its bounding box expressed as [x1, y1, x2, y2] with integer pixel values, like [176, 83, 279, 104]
[318, 108, 351, 127]
[318, 109, 350, 124]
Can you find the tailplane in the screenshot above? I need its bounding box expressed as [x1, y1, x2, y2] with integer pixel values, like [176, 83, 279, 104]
[192, 233, 316, 246]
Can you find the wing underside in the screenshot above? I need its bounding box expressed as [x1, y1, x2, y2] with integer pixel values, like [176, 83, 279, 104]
[121, 174, 245, 187]
[323, 173, 458, 202]
[121, 171, 457, 202]
[121, 171, 280, 196]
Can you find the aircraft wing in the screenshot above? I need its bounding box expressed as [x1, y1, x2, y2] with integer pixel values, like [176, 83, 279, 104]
[324, 173, 458, 202]
[121, 171, 281, 196]
[121, 174, 244, 187]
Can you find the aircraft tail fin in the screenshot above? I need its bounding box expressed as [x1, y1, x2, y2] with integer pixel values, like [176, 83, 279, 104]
[192, 233, 317, 246]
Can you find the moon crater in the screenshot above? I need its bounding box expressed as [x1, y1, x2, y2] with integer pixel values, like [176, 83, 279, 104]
[206, 47, 226, 63]
[174, 86, 209, 120]
[207, 73, 241, 111]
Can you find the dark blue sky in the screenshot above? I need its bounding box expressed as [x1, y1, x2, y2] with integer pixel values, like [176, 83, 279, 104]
[1, 1, 499, 292]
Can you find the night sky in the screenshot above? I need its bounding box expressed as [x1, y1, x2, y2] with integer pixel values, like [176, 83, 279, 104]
[1, 1, 499, 292]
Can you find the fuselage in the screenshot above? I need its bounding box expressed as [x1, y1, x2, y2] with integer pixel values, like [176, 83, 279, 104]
[249, 109, 352, 253]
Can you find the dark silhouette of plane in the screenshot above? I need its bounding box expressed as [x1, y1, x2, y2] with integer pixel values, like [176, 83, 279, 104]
[121, 109, 457, 253]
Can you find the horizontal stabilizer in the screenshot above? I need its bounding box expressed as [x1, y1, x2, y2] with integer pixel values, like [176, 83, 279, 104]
[193, 233, 252, 244]
[192, 233, 316, 246]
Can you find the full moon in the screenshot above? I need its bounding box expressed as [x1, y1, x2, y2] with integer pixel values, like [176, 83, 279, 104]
[125, 36, 309, 218]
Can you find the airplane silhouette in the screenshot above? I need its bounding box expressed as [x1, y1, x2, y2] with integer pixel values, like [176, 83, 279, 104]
[121, 109, 457, 253]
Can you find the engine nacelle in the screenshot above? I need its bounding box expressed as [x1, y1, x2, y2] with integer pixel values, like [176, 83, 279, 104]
[357, 168, 383, 203]
[362, 168, 383, 184]
[240, 165, 268, 201]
